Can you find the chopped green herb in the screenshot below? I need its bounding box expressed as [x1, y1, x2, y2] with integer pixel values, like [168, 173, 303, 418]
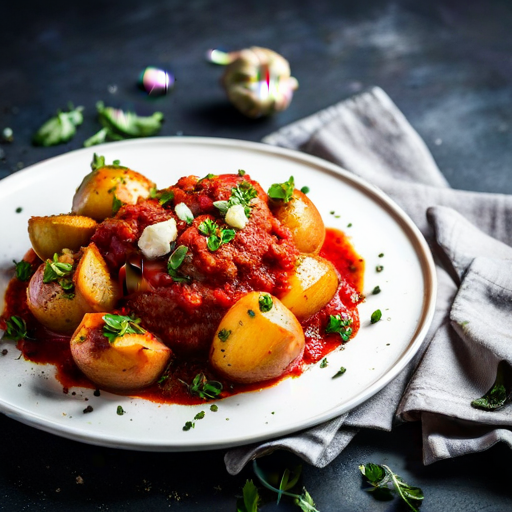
[471, 360, 512, 411]
[360, 463, 424, 512]
[372, 286, 381, 295]
[90, 153, 106, 171]
[371, 310, 382, 324]
[3, 316, 28, 341]
[15, 207, 22, 213]
[183, 421, 195, 431]
[158, 374, 169, 384]
[197, 173, 217, 184]
[198, 219, 236, 252]
[102, 314, 146, 343]
[198, 218, 218, 236]
[248, 309, 256, 318]
[300, 186, 310, 194]
[13, 260, 33, 281]
[320, 358, 328, 368]
[326, 314, 353, 342]
[332, 367, 346, 379]
[220, 228, 236, 244]
[194, 411, 205, 420]
[84, 102, 164, 147]
[347, 223, 352, 227]
[42, 254, 74, 291]
[182, 373, 223, 400]
[33, 104, 84, 147]
[330, 210, 335, 215]
[158, 190, 174, 207]
[210, 404, 219, 412]
[230, 181, 258, 217]
[218, 329, 231, 342]
[379, 253, 384, 258]
[112, 193, 123, 213]
[258, 294, 273, 313]
[376, 265, 384, 273]
[238, 169, 246, 177]
[116, 405, 125, 416]
[267, 176, 295, 203]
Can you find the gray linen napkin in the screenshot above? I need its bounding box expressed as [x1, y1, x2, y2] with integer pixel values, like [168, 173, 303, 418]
[224, 87, 512, 474]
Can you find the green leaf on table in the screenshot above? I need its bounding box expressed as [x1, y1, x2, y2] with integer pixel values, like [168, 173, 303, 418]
[471, 360, 512, 411]
[33, 105, 84, 147]
[237, 480, 260, 512]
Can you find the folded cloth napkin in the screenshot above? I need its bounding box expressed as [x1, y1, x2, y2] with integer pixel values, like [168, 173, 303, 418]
[224, 86, 512, 474]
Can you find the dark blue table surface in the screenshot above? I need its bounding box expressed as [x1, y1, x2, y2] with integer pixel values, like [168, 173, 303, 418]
[1, 1, 512, 510]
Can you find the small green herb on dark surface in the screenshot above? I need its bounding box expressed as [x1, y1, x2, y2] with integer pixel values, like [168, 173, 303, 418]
[13, 260, 33, 281]
[471, 360, 512, 411]
[371, 310, 382, 324]
[267, 176, 295, 203]
[102, 314, 146, 343]
[33, 105, 84, 147]
[4, 316, 29, 341]
[360, 463, 424, 511]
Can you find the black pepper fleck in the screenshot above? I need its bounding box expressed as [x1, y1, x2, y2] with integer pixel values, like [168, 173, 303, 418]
[83, 405, 94, 414]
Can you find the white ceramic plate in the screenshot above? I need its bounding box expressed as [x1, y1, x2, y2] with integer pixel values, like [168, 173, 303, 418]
[0, 137, 436, 451]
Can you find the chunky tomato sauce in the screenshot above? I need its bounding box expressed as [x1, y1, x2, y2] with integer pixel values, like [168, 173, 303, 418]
[0, 174, 364, 405]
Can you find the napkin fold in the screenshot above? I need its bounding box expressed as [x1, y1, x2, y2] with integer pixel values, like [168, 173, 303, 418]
[224, 87, 512, 474]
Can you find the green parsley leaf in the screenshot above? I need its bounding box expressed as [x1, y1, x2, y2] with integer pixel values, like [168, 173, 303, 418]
[13, 260, 33, 281]
[84, 102, 164, 147]
[207, 234, 221, 251]
[112, 193, 123, 214]
[182, 373, 223, 400]
[3, 316, 29, 341]
[360, 463, 424, 512]
[33, 105, 84, 147]
[218, 329, 231, 342]
[43, 254, 73, 284]
[220, 228, 236, 244]
[372, 286, 381, 295]
[325, 314, 353, 342]
[91, 153, 106, 171]
[197, 173, 217, 184]
[213, 200, 229, 215]
[471, 360, 512, 411]
[320, 358, 328, 368]
[168, 245, 188, 270]
[116, 405, 125, 416]
[238, 169, 246, 176]
[102, 314, 146, 343]
[198, 219, 218, 236]
[183, 421, 195, 431]
[371, 310, 382, 324]
[222, 181, 258, 218]
[237, 480, 260, 512]
[158, 190, 174, 207]
[194, 411, 205, 420]
[258, 294, 273, 313]
[379, 253, 384, 258]
[268, 176, 295, 203]
[332, 367, 346, 379]
[198, 219, 236, 251]
[300, 186, 310, 194]
[210, 404, 219, 412]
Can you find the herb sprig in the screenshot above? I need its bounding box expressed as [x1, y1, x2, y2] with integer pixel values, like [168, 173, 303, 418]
[359, 463, 424, 511]
[13, 260, 33, 281]
[198, 219, 235, 251]
[181, 373, 223, 400]
[267, 176, 295, 203]
[43, 254, 74, 294]
[3, 316, 29, 341]
[167, 245, 191, 283]
[325, 314, 353, 342]
[102, 314, 146, 343]
[214, 181, 258, 218]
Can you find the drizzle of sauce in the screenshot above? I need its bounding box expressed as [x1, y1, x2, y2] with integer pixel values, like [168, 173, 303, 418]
[1, 227, 364, 405]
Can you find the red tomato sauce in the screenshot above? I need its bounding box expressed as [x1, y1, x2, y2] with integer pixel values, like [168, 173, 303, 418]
[0, 174, 364, 406]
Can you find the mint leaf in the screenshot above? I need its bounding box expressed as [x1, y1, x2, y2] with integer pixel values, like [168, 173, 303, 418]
[33, 105, 84, 147]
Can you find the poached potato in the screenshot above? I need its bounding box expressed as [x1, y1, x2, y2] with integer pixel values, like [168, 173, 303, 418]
[210, 292, 304, 384]
[70, 313, 172, 392]
[280, 255, 339, 321]
[270, 189, 325, 254]
[28, 214, 97, 262]
[72, 165, 155, 221]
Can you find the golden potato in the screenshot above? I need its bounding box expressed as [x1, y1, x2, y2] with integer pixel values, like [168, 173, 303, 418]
[28, 214, 97, 262]
[74, 243, 120, 313]
[270, 190, 325, 254]
[26, 263, 84, 334]
[71, 166, 155, 221]
[210, 292, 304, 384]
[70, 313, 172, 392]
[280, 255, 339, 321]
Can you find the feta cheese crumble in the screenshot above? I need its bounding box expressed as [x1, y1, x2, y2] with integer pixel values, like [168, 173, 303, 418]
[138, 218, 178, 259]
[225, 204, 248, 229]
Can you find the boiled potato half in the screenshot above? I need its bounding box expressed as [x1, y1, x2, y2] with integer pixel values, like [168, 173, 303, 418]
[70, 313, 172, 392]
[28, 214, 97, 261]
[270, 189, 325, 254]
[72, 166, 155, 221]
[280, 255, 339, 321]
[210, 292, 304, 384]
[74, 243, 120, 313]
[26, 263, 84, 334]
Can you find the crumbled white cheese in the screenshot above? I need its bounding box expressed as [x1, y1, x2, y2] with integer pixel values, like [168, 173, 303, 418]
[138, 218, 178, 259]
[225, 204, 248, 229]
[175, 202, 194, 224]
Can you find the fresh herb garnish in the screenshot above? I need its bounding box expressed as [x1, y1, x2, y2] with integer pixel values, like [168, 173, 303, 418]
[268, 176, 295, 203]
[238, 169, 246, 177]
[198, 219, 235, 252]
[13, 260, 33, 281]
[32, 105, 84, 147]
[252, 460, 319, 512]
[300, 186, 310, 194]
[379, 253, 384, 258]
[182, 373, 223, 400]
[360, 463, 424, 512]
[218, 329, 231, 342]
[471, 360, 512, 411]
[3, 316, 29, 341]
[258, 294, 273, 313]
[112, 193, 123, 213]
[320, 358, 328, 368]
[158, 190, 175, 207]
[237, 480, 261, 512]
[84, 102, 164, 147]
[102, 314, 146, 343]
[332, 367, 346, 379]
[194, 411, 205, 420]
[42, 254, 74, 290]
[325, 314, 353, 341]
[376, 265, 384, 273]
[372, 286, 381, 295]
[371, 310, 382, 324]
[167, 245, 191, 283]
[91, 153, 106, 171]
[183, 421, 195, 431]
[210, 404, 219, 412]
[116, 406, 125, 416]
[215, 181, 258, 218]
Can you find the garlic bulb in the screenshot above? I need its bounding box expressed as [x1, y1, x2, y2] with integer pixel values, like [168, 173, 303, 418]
[221, 47, 298, 118]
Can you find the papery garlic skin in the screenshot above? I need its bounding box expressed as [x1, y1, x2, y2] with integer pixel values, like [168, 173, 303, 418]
[222, 47, 299, 118]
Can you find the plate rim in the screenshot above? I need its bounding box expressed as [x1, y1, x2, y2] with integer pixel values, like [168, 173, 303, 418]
[0, 136, 437, 451]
